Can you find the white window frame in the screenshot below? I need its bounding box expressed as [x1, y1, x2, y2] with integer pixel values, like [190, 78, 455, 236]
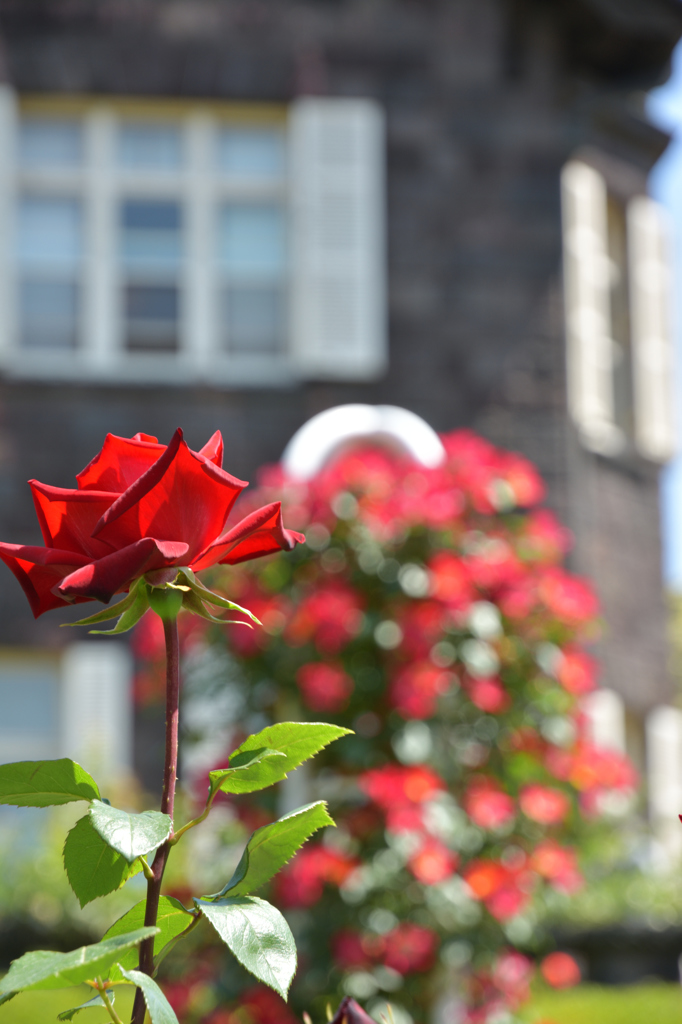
[561, 158, 676, 463]
[0, 89, 387, 387]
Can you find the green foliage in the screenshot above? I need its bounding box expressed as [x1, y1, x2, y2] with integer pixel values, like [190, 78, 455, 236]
[104, 897, 196, 980]
[0, 759, 100, 807]
[89, 801, 172, 863]
[0, 929, 158, 1002]
[217, 722, 352, 795]
[209, 801, 335, 899]
[119, 969, 179, 1024]
[194, 896, 297, 1000]
[57, 993, 114, 1020]
[522, 984, 682, 1024]
[206, 747, 287, 799]
[63, 815, 142, 908]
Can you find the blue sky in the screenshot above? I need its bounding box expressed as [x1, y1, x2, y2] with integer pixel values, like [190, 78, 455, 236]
[648, 41, 682, 589]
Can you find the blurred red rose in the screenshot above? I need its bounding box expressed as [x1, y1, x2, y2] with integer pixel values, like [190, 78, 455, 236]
[557, 648, 597, 695]
[383, 923, 437, 974]
[0, 429, 303, 615]
[468, 676, 510, 714]
[285, 583, 364, 653]
[540, 952, 581, 988]
[390, 661, 454, 719]
[408, 837, 458, 884]
[296, 662, 354, 712]
[464, 781, 515, 830]
[520, 785, 571, 825]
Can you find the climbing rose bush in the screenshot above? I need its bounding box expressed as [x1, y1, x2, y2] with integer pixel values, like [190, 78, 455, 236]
[135, 430, 636, 1023]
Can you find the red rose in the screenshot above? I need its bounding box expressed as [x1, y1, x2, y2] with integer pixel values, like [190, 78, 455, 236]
[0, 429, 303, 616]
[540, 952, 581, 988]
[519, 784, 571, 825]
[296, 662, 354, 712]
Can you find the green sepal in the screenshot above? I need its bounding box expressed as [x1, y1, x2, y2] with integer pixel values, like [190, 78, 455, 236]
[119, 968, 179, 1024]
[63, 578, 145, 628]
[89, 580, 151, 635]
[180, 587, 251, 626]
[63, 815, 142, 907]
[217, 722, 352, 795]
[194, 896, 296, 1000]
[0, 758, 100, 807]
[104, 896, 196, 981]
[89, 800, 172, 863]
[58, 992, 113, 1020]
[177, 568, 261, 624]
[0, 928, 159, 1000]
[205, 801, 334, 900]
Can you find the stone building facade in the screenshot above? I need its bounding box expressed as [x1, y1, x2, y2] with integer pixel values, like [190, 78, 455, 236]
[0, 0, 678, 781]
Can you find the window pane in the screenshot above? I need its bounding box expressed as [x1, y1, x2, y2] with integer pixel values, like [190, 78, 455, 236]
[19, 119, 83, 169]
[19, 279, 79, 349]
[124, 284, 179, 353]
[217, 205, 285, 276]
[118, 123, 183, 171]
[221, 285, 284, 354]
[17, 197, 82, 269]
[217, 129, 285, 178]
[120, 200, 182, 270]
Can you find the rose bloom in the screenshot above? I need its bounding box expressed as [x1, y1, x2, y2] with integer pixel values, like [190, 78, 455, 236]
[276, 846, 357, 908]
[557, 648, 597, 696]
[520, 784, 571, 825]
[464, 782, 515, 830]
[360, 765, 445, 808]
[390, 661, 454, 719]
[428, 551, 474, 609]
[408, 837, 458, 885]
[0, 429, 303, 615]
[383, 923, 437, 974]
[296, 662, 354, 713]
[538, 567, 599, 624]
[540, 952, 581, 988]
[467, 676, 510, 714]
[491, 951, 533, 1004]
[530, 840, 583, 894]
[285, 583, 364, 653]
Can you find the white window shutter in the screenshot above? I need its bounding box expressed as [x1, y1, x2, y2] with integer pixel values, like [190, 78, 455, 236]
[628, 196, 676, 462]
[561, 160, 622, 455]
[60, 642, 133, 783]
[289, 97, 387, 379]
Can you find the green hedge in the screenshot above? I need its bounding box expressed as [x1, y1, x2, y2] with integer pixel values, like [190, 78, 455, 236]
[523, 984, 682, 1024]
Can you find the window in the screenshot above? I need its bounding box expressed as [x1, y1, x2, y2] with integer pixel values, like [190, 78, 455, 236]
[561, 159, 675, 462]
[0, 94, 387, 385]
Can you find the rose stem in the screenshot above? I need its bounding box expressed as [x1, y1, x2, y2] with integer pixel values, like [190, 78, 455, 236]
[131, 615, 180, 1024]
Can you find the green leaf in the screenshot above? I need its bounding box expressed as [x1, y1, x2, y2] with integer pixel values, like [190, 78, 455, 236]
[63, 815, 142, 908]
[178, 569, 261, 623]
[0, 758, 100, 808]
[89, 800, 172, 863]
[104, 896, 196, 981]
[57, 992, 114, 1020]
[220, 723, 352, 794]
[119, 968, 179, 1024]
[89, 581, 151, 635]
[0, 928, 158, 1001]
[208, 747, 287, 799]
[207, 801, 334, 899]
[63, 579, 145, 628]
[194, 896, 296, 1000]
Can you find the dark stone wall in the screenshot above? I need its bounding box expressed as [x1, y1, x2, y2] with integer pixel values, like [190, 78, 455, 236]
[0, 0, 678, 711]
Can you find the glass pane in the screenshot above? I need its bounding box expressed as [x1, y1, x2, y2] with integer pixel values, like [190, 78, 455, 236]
[0, 673, 58, 736]
[217, 128, 285, 178]
[217, 205, 285, 276]
[17, 197, 82, 269]
[19, 278, 79, 350]
[120, 200, 182, 270]
[19, 119, 83, 169]
[125, 284, 178, 353]
[118, 123, 183, 171]
[222, 285, 284, 354]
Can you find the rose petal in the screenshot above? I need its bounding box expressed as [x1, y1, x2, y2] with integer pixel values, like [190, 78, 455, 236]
[76, 433, 166, 492]
[93, 429, 247, 562]
[57, 537, 190, 604]
[0, 543, 92, 617]
[30, 481, 118, 559]
[198, 430, 224, 468]
[191, 501, 305, 571]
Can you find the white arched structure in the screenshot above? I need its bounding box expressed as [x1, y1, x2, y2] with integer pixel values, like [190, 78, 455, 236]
[281, 404, 446, 480]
